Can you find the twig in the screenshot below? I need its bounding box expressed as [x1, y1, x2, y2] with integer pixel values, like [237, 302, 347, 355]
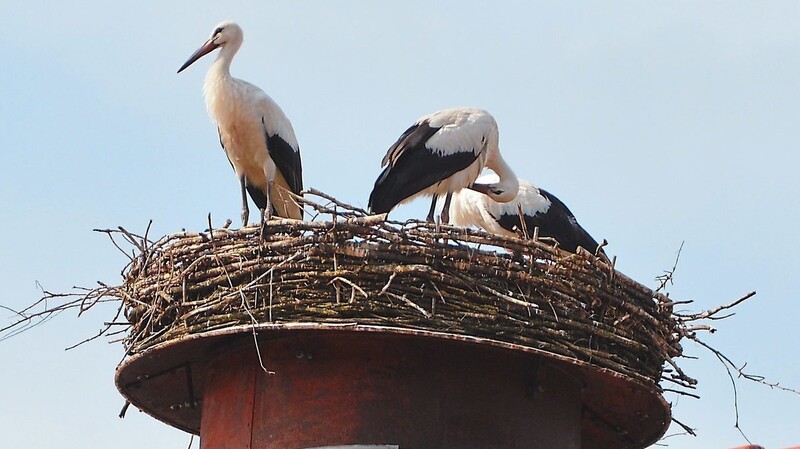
[329, 277, 368, 303]
[677, 291, 757, 321]
[697, 337, 750, 443]
[693, 338, 800, 396]
[117, 226, 148, 255]
[93, 228, 135, 263]
[655, 241, 684, 293]
[65, 302, 125, 351]
[670, 416, 697, 437]
[663, 388, 700, 399]
[379, 272, 398, 295]
[303, 187, 369, 216]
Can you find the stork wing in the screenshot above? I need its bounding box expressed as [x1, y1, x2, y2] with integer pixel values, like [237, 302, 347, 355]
[368, 120, 479, 214]
[380, 120, 440, 167]
[495, 187, 602, 255]
[536, 188, 602, 255]
[253, 91, 302, 194]
[369, 108, 494, 214]
[249, 88, 303, 219]
[264, 125, 303, 194]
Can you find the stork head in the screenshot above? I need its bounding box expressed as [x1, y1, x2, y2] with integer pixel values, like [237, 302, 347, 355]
[469, 172, 519, 203]
[178, 21, 243, 73]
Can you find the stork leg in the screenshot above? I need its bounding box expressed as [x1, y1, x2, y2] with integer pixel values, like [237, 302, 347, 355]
[439, 192, 453, 225]
[259, 208, 267, 239]
[426, 194, 439, 223]
[259, 181, 274, 239]
[240, 176, 250, 227]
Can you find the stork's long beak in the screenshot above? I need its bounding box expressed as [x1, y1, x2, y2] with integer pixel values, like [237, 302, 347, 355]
[177, 39, 219, 73]
[469, 183, 490, 195]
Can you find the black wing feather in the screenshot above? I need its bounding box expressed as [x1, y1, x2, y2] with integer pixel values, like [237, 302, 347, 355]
[495, 188, 604, 255]
[219, 126, 302, 213]
[381, 121, 439, 166]
[368, 122, 478, 214]
[266, 133, 303, 194]
[245, 183, 268, 210]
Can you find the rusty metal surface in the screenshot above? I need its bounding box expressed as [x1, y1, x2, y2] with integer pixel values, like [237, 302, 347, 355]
[115, 323, 670, 448]
[200, 350, 256, 449]
[231, 332, 581, 449]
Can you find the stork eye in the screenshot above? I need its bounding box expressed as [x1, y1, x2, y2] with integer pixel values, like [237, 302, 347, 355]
[214, 27, 224, 36]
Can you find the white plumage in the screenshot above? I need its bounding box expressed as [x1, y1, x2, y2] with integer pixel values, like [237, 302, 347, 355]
[178, 21, 303, 227]
[451, 174, 548, 237]
[369, 107, 518, 224]
[451, 174, 606, 256]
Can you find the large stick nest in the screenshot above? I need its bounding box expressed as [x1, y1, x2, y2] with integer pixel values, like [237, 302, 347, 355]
[115, 190, 681, 388]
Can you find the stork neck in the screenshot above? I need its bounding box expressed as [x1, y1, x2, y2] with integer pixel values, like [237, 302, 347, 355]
[203, 48, 238, 119]
[488, 154, 519, 202]
[490, 154, 517, 185]
[211, 42, 240, 77]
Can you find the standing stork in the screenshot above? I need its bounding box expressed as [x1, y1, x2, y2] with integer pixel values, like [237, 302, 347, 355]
[178, 21, 303, 230]
[368, 107, 518, 224]
[450, 174, 607, 257]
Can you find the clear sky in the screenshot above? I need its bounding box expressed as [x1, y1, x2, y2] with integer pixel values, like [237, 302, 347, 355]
[1, 1, 799, 448]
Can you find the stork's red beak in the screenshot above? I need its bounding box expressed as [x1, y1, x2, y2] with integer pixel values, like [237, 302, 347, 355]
[469, 183, 490, 195]
[177, 39, 220, 73]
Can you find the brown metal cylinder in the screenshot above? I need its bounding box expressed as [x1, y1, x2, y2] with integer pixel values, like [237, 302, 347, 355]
[199, 331, 582, 449]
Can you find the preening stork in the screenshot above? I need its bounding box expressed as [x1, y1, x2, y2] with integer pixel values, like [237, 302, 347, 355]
[450, 174, 607, 257]
[178, 21, 303, 228]
[368, 107, 518, 224]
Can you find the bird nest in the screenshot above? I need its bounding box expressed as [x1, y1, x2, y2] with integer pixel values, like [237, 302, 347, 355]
[112, 190, 681, 388]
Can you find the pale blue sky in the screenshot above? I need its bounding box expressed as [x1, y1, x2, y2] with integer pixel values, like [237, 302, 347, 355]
[2, 1, 799, 448]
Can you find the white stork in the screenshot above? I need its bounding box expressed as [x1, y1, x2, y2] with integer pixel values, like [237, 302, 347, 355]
[177, 21, 303, 229]
[368, 107, 518, 224]
[450, 174, 607, 257]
